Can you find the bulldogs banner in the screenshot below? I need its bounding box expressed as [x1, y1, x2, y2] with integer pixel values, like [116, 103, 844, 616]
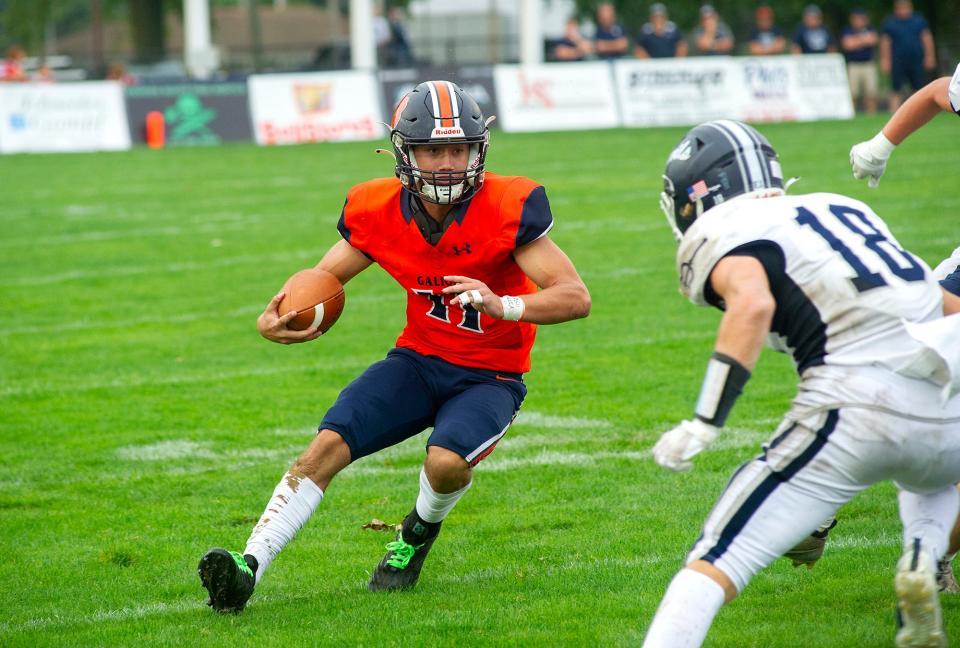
[614, 58, 739, 127]
[0, 82, 131, 154]
[125, 82, 253, 146]
[493, 62, 619, 133]
[248, 71, 383, 145]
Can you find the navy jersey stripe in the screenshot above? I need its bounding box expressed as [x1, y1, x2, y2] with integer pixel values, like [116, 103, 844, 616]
[515, 186, 554, 248]
[706, 241, 828, 374]
[703, 409, 840, 563]
[941, 264, 960, 297]
[337, 199, 351, 241]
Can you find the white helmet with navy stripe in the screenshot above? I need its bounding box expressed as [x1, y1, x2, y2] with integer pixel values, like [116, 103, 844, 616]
[389, 80, 489, 205]
[660, 120, 784, 240]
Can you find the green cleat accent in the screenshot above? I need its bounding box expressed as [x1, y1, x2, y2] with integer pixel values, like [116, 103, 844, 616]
[384, 539, 423, 569]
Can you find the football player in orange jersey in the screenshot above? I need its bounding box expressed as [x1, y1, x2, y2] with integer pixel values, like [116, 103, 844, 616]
[198, 81, 591, 611]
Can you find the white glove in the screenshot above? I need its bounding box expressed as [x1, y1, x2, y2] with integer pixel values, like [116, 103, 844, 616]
[850, 139, 891, 188]
[652, 419, 719, 472]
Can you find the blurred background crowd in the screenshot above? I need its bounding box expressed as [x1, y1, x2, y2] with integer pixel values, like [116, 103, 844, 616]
[1, 0, 956, 114]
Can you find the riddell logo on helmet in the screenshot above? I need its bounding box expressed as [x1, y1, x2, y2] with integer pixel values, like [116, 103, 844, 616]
[431, 127, 464, 138]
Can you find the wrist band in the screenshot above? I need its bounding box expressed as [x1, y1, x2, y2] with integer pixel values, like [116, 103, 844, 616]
[694, 352, 751, 427]
[500, 295, 525, 321]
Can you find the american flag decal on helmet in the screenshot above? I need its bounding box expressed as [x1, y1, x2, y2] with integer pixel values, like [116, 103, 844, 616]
[687, 180, 710, 201]
[426, 80, 464, 138]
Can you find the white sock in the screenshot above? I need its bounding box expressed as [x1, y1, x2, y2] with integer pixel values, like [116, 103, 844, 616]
[642, 569, 725, 648]
[244, 472, 324, 583]
[898, 487, 960, 562]
[869, 131, 896, 159]
[415, 467, 471, 523]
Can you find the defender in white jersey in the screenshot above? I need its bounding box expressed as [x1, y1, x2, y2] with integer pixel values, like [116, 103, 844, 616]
[642, 120, 960, 648]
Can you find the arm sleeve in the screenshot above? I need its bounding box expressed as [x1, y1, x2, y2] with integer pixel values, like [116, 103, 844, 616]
[515, 185, 555, 247]
[336, 199, 351, 242]
[703, 242, 781, 309]
[336, 189, 375, 261]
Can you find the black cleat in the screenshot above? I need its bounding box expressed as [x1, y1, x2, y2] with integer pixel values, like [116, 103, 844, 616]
[198, 548, 256, 613]
[784, 518, 838, 570]
[935, 557, 959, 593]
[368, 512, 440, 592]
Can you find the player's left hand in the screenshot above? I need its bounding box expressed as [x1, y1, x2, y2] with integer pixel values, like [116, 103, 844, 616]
[442, 275, 504, 319]
[652, 419, 719, 472]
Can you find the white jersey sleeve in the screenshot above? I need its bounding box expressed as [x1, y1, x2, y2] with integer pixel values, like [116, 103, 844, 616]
[949, 62, 960, 115]
[676, 192, 944, 377]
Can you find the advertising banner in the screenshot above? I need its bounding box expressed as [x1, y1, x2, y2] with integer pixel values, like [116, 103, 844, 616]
[735, 54, 854, 122]
[493, 62, 619, 133]
[248, 71, 383, 145]
[380, 66, 499, 125]
[613, 57, 739, 127]
[0, 82, 131, 154]
[125, 82, 253, 146]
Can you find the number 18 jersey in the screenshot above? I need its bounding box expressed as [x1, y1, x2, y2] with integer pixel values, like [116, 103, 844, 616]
[677, 192, 944, 377]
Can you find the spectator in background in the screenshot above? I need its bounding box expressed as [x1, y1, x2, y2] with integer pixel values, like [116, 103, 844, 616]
[373, 5, 391, 67]
[106, 63, 136, 85]
[554, 18, 592, 62]
[2, 45, 27, 82]
[33, 64, 54, 83]
[842, 8, 879, 114]
[635, 4, 687, 59]
[748, 5, 786, 56]
[791, 4, 835, 55]
[593, 2, 629, 60]
[386, 7, 414, 68]
[691, 5, 734, 57]
[881, 0, 935, 111]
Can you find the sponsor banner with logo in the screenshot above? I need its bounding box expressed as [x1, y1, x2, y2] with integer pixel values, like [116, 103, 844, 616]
[125, 82, 253, 146]
[248, 71, 383, 145]
[0, 82, 130, 154]
[613, 58, 739, 127]
[735, 54, 854, 122]
[379, 66, 500, 126]
[493, 62, 619, 133]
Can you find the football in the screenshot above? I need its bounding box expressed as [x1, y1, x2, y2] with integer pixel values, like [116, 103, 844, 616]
[278, 268, 345, 333]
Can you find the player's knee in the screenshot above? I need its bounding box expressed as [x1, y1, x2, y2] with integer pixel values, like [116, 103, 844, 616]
[292, 429, 351, 486]
[424, 446, 471, 492]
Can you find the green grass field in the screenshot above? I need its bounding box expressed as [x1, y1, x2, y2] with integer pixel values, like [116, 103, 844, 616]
[1, 116, 957, 647]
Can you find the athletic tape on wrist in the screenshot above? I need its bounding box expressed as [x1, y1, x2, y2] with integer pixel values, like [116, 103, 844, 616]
[500, 295, 525, 321]
[694, 352, 751, 427]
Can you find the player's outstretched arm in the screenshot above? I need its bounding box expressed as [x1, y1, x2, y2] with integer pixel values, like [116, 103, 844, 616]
[850, 76, 953, 187]
[652, 255, 774, 472]
[257, 240, 372, 345]
[508, 235, 591, 324]
[441, 236, 589, 324]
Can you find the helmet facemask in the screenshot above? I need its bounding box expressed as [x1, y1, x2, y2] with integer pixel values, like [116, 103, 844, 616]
[389, 80, 490, 205]
[399, 138, 487, 205]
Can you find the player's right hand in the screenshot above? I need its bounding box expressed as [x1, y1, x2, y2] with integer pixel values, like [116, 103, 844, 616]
[256, 291, 324, 345]
[652, 419, 719, 472]
[849, 141, 888, 188]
